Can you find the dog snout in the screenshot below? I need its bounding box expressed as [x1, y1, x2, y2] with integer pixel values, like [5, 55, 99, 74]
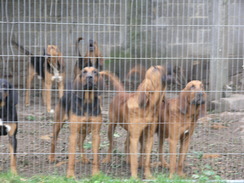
[197, 92, 204, 99]
[86, 75, 93, 80]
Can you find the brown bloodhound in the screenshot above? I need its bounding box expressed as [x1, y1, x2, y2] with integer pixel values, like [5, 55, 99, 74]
[11, 41, 65, 113]
[0, 79, 18, 174]
[74, 37, 104, 78]
[157, 80, 206, 178]
[49, 67, 104, 178]
[101, 66, 167, 179]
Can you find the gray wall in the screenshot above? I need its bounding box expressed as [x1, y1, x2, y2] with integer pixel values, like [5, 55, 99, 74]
[0, 0, 244, 88]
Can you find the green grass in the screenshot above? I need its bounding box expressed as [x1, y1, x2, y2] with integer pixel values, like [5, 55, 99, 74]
[0, 172, 226, 183]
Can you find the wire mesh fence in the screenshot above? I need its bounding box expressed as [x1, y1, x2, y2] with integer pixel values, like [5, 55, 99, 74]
[0, 0, 244, 181]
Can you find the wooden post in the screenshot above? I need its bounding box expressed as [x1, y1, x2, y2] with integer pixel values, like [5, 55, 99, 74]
[209, 0, 229, 101]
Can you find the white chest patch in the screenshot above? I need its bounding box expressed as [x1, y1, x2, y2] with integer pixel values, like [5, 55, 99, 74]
[51, 72, 63, 82]
[0, 118, 11, 132]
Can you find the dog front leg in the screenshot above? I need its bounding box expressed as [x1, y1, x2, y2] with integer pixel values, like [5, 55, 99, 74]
[144, 125, 157, 179]
[78, 127, 90, 164]
[67, 122, 80, 178]
[44, 79, 53, 113]
[129, 133, 140, 179]
[102, 123, 117, 164]
[9, 135, 17, 175]
[25, 65, 35, 107]
[58, 76, 64, 98]
[178, 129, 193, 177]
[91, 123, 102, 175]
[169, 137, 178, 178]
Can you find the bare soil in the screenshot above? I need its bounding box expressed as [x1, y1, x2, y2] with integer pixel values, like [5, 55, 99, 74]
[0, 89, 243, 180]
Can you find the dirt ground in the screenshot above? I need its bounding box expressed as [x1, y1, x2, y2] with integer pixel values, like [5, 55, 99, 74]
[0, 88, 243, 180]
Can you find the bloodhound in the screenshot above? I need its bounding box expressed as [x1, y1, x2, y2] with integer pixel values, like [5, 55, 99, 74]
[0, 79, 18, 174]
[157, 80, 206, 178]
[12, 40, 65, 113]
[74, 37, 104, 78]
[101, 66, 167, 179]
[49, 67, 104, 178]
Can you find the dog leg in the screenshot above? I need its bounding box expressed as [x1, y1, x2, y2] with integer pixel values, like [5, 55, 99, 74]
[42, 80, 46, 105]
[138, 132, 145, 167]
[44, 78, 53, 113]
[177, 130, 193, 177]
[49, 121, 64, 162]
[129, 131, 141, 179]
[9, 135, 17, 175]
[25, 65, 35, 107]
[124, 133, 130, 164]
[152, 129, 169, 168]
[78, 127, 90, 164]
[58, 77, 64, 99]
[102, 123, 117, 164]
[91, 122, 102, 176]
[169, 137, 178, 178]
[144, 126, 157, 179]
[67, 122, 81, 178]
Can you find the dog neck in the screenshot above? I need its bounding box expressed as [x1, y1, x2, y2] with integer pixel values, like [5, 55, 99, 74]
[71, 92, 101, 116]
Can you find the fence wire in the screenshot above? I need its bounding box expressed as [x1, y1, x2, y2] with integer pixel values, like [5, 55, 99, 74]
[0, 0, 243, 181]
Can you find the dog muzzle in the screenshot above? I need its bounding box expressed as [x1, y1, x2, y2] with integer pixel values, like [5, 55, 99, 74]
[0, 119, 11, 136]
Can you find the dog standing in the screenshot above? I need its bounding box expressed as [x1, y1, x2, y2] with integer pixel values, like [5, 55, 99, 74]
[74, 37, 103, 78]
[12, 41, 65, 113]
[0, 79, 18, 174]
[49, 67, 104, 177]
[101, 66, 167, 179]
[158, 80, 206, 178]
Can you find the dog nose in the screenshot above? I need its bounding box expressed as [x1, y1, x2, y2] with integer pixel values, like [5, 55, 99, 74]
[86, 76, 93, 80]
[197, 92, 204, 98]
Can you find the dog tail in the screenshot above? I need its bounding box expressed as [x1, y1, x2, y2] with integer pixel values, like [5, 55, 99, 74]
[76, 37, 83, 56]
[126, 64, 146, 81]
[11, 39, 33, 55]
[99, 71, 125, 92]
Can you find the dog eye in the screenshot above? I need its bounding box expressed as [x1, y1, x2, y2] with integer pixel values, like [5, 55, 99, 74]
[83, 70, 87, 74]
[191, 85, 195, 89]
[93, 70, 98, 75]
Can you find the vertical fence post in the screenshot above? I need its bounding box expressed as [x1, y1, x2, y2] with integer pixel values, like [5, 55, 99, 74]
[209, 0, 229, 101]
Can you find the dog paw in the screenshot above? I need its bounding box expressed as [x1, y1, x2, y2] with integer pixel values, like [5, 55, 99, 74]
[48, 155, 55, 163]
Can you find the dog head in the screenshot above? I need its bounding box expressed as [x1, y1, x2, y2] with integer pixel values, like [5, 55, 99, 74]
[0, 79, 13, 108]
[73, 67, 100, 97]
[138, 65, 167, 108]
[45, 45, 65, 71]
[84, 40, 103, 70]
[178, 80, 206, 114]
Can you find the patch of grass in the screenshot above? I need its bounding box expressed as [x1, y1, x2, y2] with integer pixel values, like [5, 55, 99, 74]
[0, 172, 225, 183]
[25, 115, 36, 121]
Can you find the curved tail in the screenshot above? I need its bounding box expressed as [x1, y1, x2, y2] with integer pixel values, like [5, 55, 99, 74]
[76, 37, 83, 56]
[126, 64, 146, 81]
[11, 40, 33, 56]
[99, 71, 125, 92]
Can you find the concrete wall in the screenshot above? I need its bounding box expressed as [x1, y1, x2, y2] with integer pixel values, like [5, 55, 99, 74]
[0, 0, 244, 88]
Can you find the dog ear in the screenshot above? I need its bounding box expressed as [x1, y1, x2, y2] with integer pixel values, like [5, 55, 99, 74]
[138, 91, 149, 108]
[178, 91, 188, 114]
[198, 104, 206, 118]
[72, 75, 83, 98]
